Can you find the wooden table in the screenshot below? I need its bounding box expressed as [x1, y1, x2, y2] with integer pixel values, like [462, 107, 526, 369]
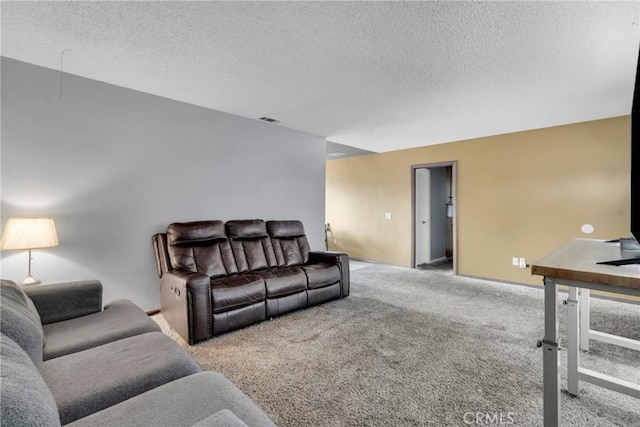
[531, 238, 640, 427]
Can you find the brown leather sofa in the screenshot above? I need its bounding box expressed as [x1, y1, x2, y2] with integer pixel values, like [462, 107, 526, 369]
[152, 219, 349, 344]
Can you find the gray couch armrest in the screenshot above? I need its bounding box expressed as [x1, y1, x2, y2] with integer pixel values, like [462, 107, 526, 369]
[160, 270, 211, 344]
[308, 251, 350, 297]
[23, 280, 103, 325]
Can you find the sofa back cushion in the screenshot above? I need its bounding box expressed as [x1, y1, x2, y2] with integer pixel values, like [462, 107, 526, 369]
[226, 220, 278, 272]
[166, 221, 239, 278]
[1, 333, 61, 427]
[266, 220, 310, 267]
[0, 280, 44, 370]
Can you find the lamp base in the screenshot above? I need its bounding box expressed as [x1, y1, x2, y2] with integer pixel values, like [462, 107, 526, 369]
[21, 275, 41, 286]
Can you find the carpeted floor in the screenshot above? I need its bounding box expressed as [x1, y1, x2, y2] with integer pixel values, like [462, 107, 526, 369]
[152, 264, 639, 426]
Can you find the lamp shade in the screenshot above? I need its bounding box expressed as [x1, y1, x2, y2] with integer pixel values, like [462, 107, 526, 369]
[0, 218, 59, 251]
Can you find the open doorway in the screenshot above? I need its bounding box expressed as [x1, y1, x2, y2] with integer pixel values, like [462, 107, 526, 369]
[411, 161, 456, 273]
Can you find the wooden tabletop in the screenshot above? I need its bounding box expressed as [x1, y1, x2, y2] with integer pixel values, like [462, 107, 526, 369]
[531, 238, 640, 290]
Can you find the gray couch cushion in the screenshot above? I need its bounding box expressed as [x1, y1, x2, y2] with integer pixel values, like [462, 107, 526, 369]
[192, 409, 249, 427]
[0, 333, 61, 427]
[65, 371, 275, 427]
[42, 299, 161, 360]
[0, 280, 44, 370]
[43, 332, 201, 424]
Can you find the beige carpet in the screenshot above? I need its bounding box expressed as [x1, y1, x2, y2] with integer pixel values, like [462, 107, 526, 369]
[153, 264, 639, 426]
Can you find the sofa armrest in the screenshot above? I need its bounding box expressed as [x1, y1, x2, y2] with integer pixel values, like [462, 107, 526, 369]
[23, 280, 103, 325]
[160, 270, 211, 344]
[152, 233, 170, 278]
[308, 251, 350, 297]
[308, 250, 348, 265]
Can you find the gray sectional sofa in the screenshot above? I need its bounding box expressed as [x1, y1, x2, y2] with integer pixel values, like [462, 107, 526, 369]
[0, 279, 275, 426]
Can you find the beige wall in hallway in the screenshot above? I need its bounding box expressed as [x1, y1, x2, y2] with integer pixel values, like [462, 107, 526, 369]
[326, 116, 631, 290]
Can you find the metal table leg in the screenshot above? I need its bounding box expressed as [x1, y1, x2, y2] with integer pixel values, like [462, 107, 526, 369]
[567, 287, 580, 396]
[542, 277, 560, 427]
[579, 288, 590, 351]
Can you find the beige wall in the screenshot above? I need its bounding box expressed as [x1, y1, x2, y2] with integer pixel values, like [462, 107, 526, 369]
[326, 116, 631, 292]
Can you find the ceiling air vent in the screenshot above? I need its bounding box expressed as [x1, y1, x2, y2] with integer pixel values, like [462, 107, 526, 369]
[259, 117, 280, 123]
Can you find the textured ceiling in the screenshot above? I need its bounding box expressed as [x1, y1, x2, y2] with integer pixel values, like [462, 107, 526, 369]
[1, 1, 639, 153]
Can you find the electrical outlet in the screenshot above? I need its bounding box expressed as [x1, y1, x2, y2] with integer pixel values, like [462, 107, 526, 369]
[519, 257, 527, 268]
[512, 257, 519, 266]
[385, 212, 392, 220]
[333, 238, 337, 244]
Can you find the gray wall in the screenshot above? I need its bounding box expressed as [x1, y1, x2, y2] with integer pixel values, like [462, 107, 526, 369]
[1, 57, 327, 310]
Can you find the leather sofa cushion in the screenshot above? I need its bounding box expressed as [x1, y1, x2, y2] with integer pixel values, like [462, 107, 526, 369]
[167, 221, 226, 245]
[227, 220, 279, 272]
[271, 238, 308, 266]
[267, 220, 310, 266]
[232, 239, 277, 271]
[226, 220, 268, 239]
[210, 275, 266, 314]
[253, 268, 307, 298]
[266, 220, 305, 238]
[167, 221, 239, 278]
[303, 263, 341, 289]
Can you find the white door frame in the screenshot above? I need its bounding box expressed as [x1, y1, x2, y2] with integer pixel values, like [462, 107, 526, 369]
[411, 161, 457, 273]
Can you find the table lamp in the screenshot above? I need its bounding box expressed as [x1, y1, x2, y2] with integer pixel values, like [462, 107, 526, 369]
[0, 217, 59, 285]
